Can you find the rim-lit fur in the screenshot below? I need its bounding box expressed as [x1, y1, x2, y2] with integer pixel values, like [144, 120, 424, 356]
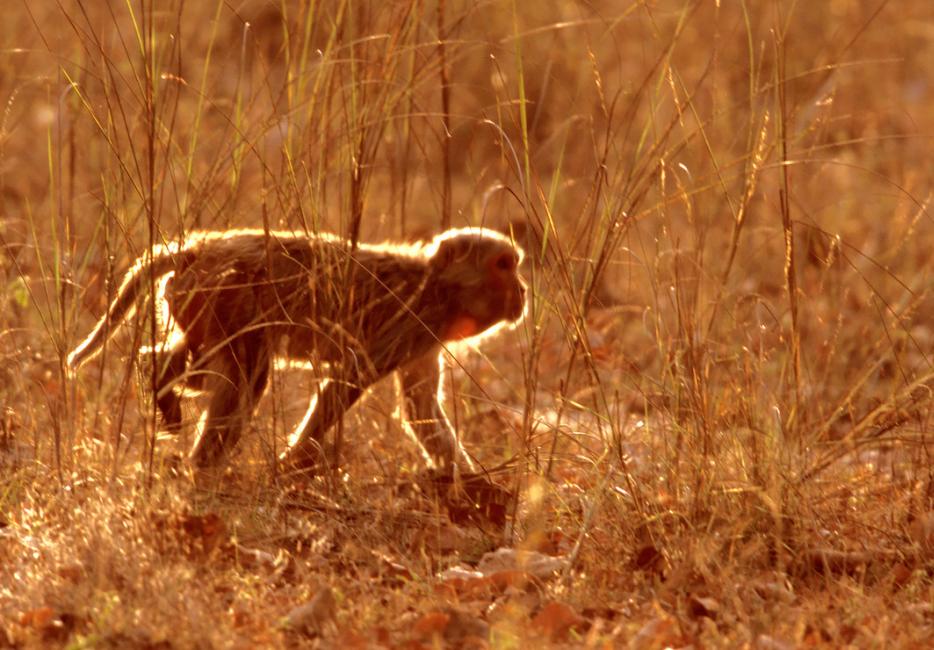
[68, 227, 526, 474]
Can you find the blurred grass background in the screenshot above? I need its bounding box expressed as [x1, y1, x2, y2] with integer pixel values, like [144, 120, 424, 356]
[0, 0, 931, 646]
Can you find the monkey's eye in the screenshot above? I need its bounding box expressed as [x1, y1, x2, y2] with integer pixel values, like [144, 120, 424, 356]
[493, 253, 516, 272]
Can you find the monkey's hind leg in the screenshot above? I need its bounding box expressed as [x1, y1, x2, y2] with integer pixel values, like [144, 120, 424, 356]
[190, 335, 270, 469]
[137, 340, 189, 434]
[152, 342, 190, 434]
[278, 377, 364, 475]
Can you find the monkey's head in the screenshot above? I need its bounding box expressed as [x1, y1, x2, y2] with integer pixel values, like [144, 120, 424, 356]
[427, 228, 527, 342]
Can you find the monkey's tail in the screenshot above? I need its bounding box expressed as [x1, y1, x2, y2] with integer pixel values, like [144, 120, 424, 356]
[67, 249, 188, 370]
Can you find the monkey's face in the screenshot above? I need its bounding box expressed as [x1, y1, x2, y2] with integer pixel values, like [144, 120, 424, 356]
[430, 232, 527, 341]
[483, 246, 527, 323]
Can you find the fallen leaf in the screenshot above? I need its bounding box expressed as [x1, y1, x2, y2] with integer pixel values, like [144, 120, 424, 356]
[436, 570, 540, 602]
[57, 563, 84, 583]
[631, 543, 668, 575]
[372, 550, 414, 584]
[797, 548, 897, 576]
[235, 545, 277, 569]
[151, 510, 227, 558]
[412, 611, 450, 639]
[181, 512, 225, 545]
[908, 511, 934, 554]
[487, 569, 539, 593]
[284, 586, 336, 636]
[755, 633, 795, 650]
[442, 609, 489, 647]
[750, 579, 795, 604]
[413, 609, 488, 647]
[435, 575, 495, 601]
[18, 607, 77, 643]
[630, 616, 684, 650]
[523, 528, 570, 555]
[333, 628, 372, 649]
[438, 566, 485, 581]
[477, 548, 568, 579]
[891, 561, 915, 589]
[531, 601, 587, 642]
[374, 626, 391, 646]
[687, 595, 720, 619]
[487, 591, 540, 625]
[428, 522, 477, 554]
[228, 601, 251, 628]
[19, 606, 55, 629]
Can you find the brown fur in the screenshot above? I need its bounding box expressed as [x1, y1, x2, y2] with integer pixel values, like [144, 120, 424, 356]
[68, 228, 526, 474]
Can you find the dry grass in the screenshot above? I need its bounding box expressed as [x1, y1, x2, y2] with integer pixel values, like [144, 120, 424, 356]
[1, 0, 932, 647]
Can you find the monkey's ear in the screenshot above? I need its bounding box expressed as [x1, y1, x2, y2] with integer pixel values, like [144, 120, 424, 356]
[430, 237, 466, 271]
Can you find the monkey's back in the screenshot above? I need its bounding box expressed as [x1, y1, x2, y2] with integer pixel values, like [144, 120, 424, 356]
[164, 231, 437, 373]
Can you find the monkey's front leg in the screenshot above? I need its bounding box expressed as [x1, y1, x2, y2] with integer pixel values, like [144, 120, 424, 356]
[397, 352, 476, 474]
[278, 377, 363, 474]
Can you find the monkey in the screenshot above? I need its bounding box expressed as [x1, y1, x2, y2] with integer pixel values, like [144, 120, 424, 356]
[67, 228, 527, 476]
